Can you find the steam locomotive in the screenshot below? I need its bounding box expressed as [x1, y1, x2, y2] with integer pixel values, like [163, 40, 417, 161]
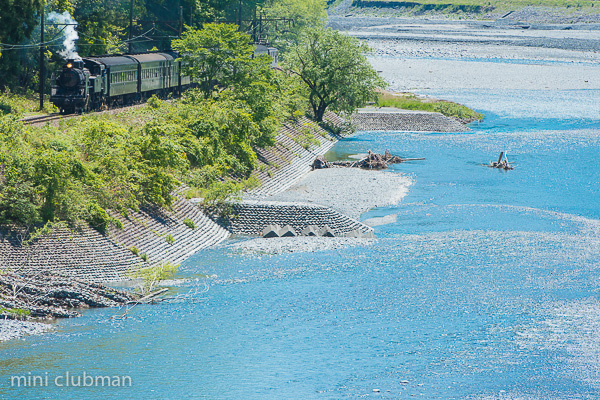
[50, 51, 190, 114]
[50, 45, 278, 114]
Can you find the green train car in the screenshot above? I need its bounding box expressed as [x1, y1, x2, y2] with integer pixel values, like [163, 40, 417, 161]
[51, 51, 192, 114]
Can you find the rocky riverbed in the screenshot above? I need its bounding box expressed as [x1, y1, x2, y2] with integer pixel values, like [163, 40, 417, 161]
[329, 0, 600, 24]
[329, 14, 600, 93]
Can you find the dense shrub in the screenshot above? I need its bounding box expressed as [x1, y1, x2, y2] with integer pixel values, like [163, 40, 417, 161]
[0, 66, 304, 231]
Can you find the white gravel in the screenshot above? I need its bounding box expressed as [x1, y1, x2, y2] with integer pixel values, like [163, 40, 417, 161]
[229, 167, 408, 255]
[267, 167, 412, 219]
[370, 56, 600, 92]
[0, 319, 51, 342]
[333, 17, 600, 92]
[228, 236, 376, 256]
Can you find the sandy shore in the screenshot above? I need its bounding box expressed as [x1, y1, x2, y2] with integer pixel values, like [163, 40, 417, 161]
[267, 167, 412, 220]
[225, 166, 411, 255]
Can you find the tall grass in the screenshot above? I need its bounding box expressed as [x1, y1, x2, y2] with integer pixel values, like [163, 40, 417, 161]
[376, 92, 484, 123]
[0, 90, 56, 116]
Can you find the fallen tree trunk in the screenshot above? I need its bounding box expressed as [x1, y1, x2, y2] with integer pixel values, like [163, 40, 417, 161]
[0, 272, 138, 319]
[313, 150, 425, 170]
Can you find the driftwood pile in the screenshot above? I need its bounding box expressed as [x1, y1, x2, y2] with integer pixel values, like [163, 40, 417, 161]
[0, 272, 137, 319]
[489, 152, 514, 170]
[313, 150, 424, 170]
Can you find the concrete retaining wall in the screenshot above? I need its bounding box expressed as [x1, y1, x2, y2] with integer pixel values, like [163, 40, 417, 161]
[107, 194, 231, 267]
[0, 226, 142, 283]
[247, 113, 343, 198]
[225, 200, 373, 236]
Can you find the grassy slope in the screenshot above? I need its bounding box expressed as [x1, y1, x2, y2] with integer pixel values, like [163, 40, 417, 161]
[0, 91, 56, 116]
[375, 91, 483, 123]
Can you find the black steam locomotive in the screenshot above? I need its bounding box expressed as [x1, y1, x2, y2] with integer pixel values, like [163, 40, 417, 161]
[50, 51, 190, 114]
[50, 44, 278, 114]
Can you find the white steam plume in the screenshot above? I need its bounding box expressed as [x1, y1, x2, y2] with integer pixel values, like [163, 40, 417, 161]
[48, 11, 80, 60]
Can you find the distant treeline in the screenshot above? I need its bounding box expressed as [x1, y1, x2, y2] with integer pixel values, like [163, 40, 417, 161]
[352, 0, 486, 13]
[351, 0, 599, 13]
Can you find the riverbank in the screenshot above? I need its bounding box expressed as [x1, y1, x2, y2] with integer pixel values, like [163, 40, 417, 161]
[330, 14, 600, 94]
[0, 271, 138, 342]
[329, 0, 600, 24]
[0, 319, 50, 342]
[0, 108, 471, 342]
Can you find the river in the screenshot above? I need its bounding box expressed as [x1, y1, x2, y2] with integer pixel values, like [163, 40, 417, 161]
[2, 19, 600, 400]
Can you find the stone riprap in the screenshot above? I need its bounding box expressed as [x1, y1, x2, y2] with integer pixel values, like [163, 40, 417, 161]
[0, 272, 137, 319]
[0, 225, 141, 282]
[0, 194, 231, 283]
[107, 194, 230, 267]
[0, 114, 343, 283]
[225, 200, 373, 237]
[247, 112, 344, 198]
[352, 109, 470, 132]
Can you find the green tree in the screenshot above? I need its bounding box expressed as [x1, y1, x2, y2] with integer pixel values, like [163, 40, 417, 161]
[0, 0, 44, 89]
[260, 0, 327, 55]
[74, 0, 130, 56]
[286, 26, 386, 122]
[173, 23, 261, 98]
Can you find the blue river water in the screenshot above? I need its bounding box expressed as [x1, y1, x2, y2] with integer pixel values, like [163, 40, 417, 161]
[2, 88, 600, 400]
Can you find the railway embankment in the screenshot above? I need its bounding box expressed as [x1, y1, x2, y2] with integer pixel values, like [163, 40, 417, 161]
[0, 113, 343, 283]
[0, 108, 471, 340]
[1, 109, 467, 284]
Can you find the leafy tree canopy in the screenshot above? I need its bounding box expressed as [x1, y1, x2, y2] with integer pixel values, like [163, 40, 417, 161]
[260, 0, 327, 55]
[173, 23, 269, 99]
[0, 0, 44, 86]
[286, 26, 387, 122]
[0, 0, 44, 46]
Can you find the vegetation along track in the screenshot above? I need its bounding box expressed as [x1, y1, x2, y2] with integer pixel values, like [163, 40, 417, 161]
[19, 113, 69, 126]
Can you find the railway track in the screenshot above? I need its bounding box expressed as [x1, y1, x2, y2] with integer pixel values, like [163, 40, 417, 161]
[19, 113, 71, 126]
[18, 102, 152, 127]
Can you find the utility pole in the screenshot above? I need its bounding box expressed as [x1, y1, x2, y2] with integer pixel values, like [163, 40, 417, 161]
[129, 0, 134, 53]
[39, 7, 45, 110]
[259, 11, 263, 43]
[179, 5, 183, 39]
